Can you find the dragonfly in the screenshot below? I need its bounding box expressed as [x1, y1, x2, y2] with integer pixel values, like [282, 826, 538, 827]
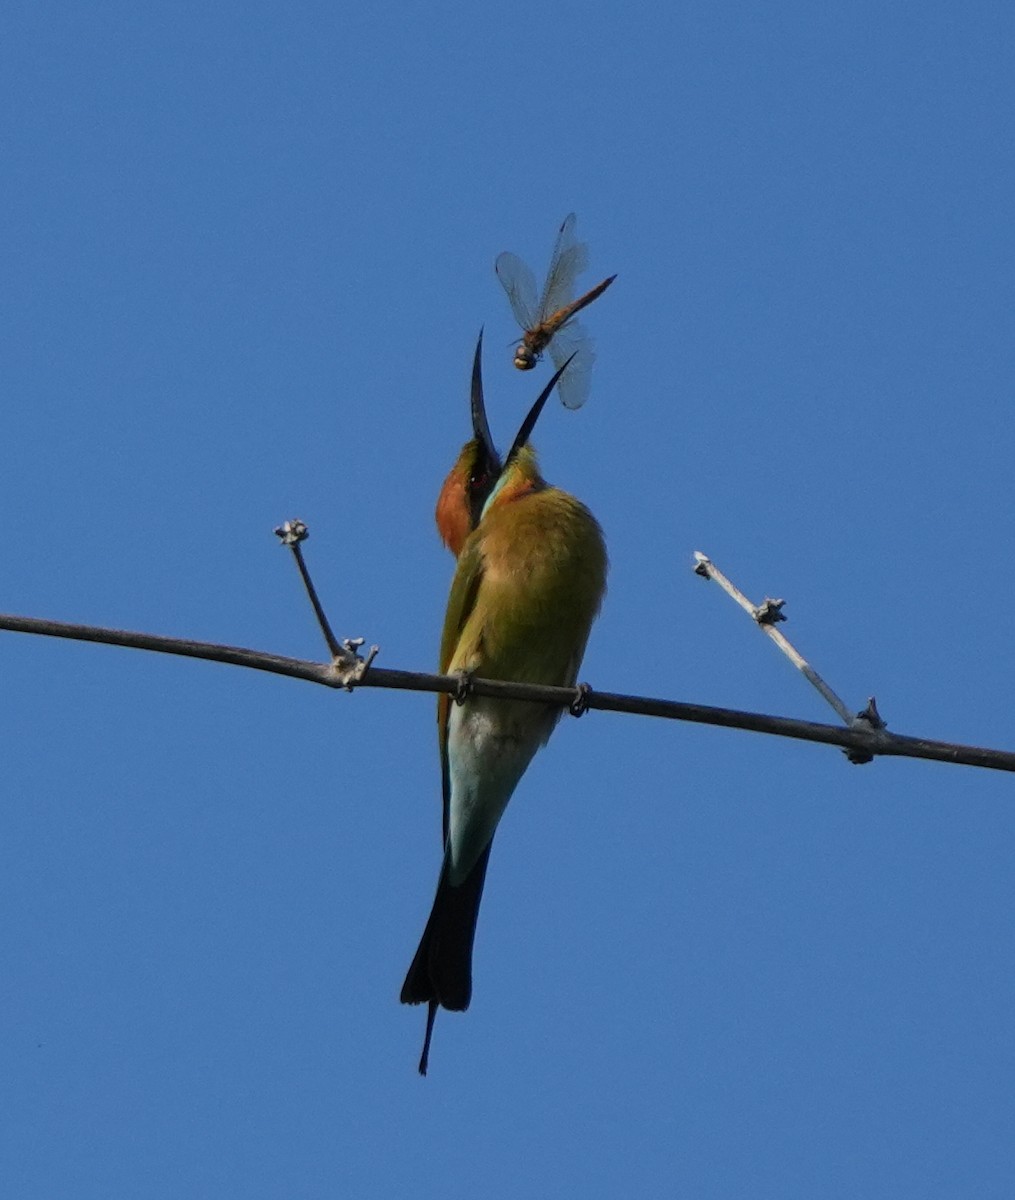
[495, 213, 616, 411]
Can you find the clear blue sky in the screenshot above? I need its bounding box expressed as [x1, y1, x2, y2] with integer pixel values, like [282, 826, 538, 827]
[3, 2, 1014, 1196]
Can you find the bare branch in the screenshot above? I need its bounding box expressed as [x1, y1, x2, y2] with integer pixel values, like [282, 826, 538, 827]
[274, 520, 380, 689]
[2, 611, 1014, 775]
[274, 520, 341, 657]
[694, 552, 857, 725]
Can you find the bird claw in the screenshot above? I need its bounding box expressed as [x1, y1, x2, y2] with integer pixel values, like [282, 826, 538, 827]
[569, 682, 592, 718]
[452, 669, 474, 705]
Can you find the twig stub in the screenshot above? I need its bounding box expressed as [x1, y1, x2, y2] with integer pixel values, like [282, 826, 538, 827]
[844, 697, 888, 765]
[274, 519, 309, 546]
[328, 638, 380, 691]
[753, 598, 786, 626]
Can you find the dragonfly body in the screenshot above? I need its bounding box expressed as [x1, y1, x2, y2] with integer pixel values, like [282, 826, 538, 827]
[496, 213, 616, 409]
[513, 274, 617, 370]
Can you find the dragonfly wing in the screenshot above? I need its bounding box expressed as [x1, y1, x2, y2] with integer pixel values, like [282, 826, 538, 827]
[495, 252, 541, 332]
[547, 319, 595, 410]
[538, 212, 589, 322]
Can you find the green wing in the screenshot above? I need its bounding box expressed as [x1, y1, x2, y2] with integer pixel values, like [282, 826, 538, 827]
[437, 531, 486, 843]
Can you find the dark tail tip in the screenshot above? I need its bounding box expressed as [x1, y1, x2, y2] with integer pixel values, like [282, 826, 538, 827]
[401, 843, 494, 1074]
[417, 1002, 437, 1076]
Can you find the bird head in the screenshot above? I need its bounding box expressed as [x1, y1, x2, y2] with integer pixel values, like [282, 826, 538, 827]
[435, 331, 502, 555]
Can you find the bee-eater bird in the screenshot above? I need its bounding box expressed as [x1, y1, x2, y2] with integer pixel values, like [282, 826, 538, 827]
[401, 343, 608, 1075]
[434, 331, 502, 557]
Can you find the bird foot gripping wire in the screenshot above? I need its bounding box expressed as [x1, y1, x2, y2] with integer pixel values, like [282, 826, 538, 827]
[451, 669, 474, 705]
[570, 682, 592, 717]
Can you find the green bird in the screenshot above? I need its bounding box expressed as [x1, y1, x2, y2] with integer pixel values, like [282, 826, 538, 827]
[401, 339, 608, 1074]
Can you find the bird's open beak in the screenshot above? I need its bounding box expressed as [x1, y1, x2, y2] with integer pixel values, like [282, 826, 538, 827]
[503, 352, 577, 466]
[470, 329, 500, 473]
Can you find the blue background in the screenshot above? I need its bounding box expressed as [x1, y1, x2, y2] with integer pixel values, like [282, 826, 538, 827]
[2, 2, 1014, 1196]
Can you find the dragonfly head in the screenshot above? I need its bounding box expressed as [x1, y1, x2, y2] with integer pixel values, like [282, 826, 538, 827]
[513, 344, 538, 370]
